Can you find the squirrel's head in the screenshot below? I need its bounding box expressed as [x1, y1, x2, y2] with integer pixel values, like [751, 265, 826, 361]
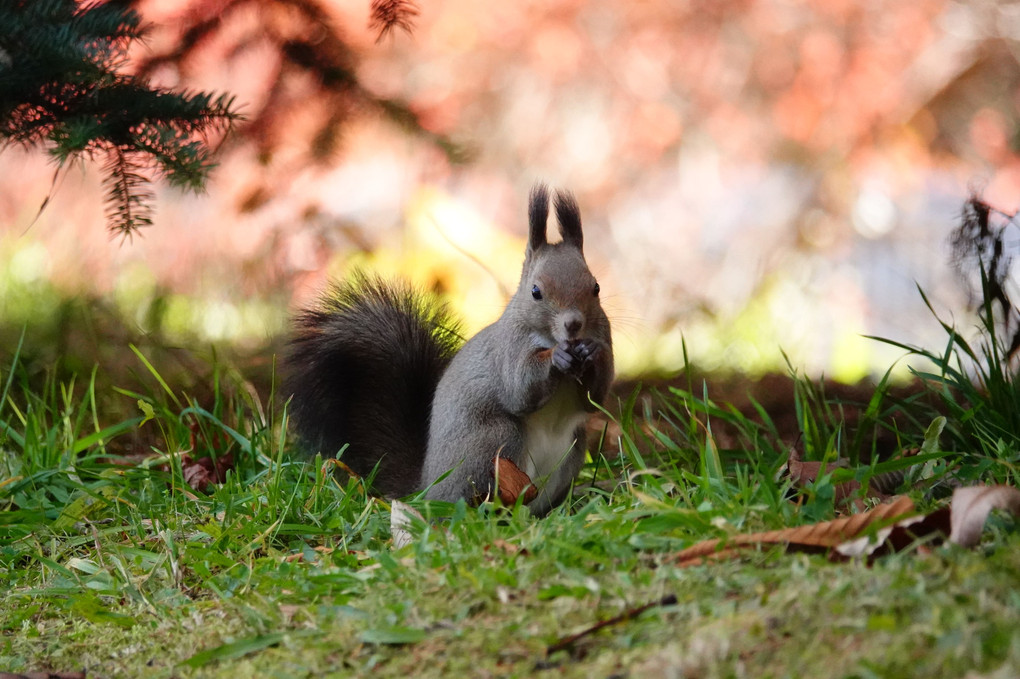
[515, 184, 608, 345]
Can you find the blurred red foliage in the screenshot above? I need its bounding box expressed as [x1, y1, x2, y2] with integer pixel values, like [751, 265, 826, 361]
[3, 0, 1020, 375]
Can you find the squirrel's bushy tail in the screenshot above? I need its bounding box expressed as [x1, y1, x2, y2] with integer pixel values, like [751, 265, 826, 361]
[285, 273, 461, 497]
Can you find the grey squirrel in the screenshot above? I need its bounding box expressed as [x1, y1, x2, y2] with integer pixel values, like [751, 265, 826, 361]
[285, 185, 613, 515]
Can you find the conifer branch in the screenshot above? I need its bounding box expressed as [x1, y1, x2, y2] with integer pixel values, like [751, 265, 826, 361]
[0, 0, 240, 237]
[104, 145, 154, 237]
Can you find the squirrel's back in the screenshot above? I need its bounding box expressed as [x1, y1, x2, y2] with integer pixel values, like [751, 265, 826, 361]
[284, 273, 461, 497]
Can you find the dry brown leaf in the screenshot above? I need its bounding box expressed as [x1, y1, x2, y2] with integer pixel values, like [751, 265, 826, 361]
[494, 457, 538, 506]
[674, 495, 917, 566]
[181, 451, 235, 493]
[674, 483, 1020, 567]
[787, 447, 907, 508]
[159, 421, 236, 493]
[157, 449, 235, 494]
[487, 538, 527, 556]
[787, 447, 861, 506]
[279, 603, 301, 623]
[834, 510, 944, 558]
[283, 546, 336, 563]
[949, 485, 1020, 547]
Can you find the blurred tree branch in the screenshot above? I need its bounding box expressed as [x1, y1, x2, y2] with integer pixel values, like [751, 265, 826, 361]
[370, 0, 419, 41]
[131, 0, 461, 175]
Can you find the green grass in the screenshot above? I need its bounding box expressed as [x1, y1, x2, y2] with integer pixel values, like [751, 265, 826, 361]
[2, 294, 1020, 677]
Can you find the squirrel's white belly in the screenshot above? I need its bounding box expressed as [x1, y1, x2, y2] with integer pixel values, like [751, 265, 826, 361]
[522, 383, 587, 486]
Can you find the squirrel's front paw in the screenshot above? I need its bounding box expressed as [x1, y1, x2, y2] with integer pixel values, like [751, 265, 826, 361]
[553, 339, 600, 375]
[570, 338, 600, 364]
[552, 342, 578, 373]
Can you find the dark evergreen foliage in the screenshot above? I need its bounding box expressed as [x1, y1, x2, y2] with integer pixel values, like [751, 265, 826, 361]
[0, 0, 240, 237]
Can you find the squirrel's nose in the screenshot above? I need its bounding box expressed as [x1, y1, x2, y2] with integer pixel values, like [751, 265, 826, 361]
[563, 312, 583, 338]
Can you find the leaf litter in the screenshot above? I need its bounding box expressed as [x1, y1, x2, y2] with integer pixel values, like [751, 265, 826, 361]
[672, 485, 1020, 566]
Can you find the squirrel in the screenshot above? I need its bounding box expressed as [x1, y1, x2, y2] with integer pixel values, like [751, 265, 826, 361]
[285, 184, 614, 516]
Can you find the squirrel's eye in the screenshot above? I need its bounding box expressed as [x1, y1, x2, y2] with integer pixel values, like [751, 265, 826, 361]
[593, 282, 600, 297]
[531, 285, 542, 300]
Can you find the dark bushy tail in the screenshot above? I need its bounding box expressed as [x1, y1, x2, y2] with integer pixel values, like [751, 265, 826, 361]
[284, 273, 461, 498]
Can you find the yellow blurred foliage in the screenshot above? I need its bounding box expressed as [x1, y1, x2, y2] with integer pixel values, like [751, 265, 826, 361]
[327, 185, 530, 337]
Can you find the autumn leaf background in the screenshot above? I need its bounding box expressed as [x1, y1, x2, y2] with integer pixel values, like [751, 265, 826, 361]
[3, 0, 1019, 382]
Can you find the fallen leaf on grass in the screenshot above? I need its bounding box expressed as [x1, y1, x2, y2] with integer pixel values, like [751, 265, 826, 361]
[674, 484, 1020, 566]
[674, 495, 919, 565]
[179, 451, 235, 493]
[155, 424, 236, 493]
[948, 485, 1020, 547]
[838, 485, 1020, 555]
[786, 448, 862, 507]
[834, 508, 949, 558]
[787, 417, 947, 509]
[391, 499, 425, 550]
[786, 447, 905, 508]
[181, 420, 236, 490]
[494, 456, 538, 505]
[390, 502, 527, 556]
[486, 538, 527, 556]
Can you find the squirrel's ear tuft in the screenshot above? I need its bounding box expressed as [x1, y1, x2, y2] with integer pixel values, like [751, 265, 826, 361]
[528, 183, 549, 252]
[554, 190, 583, 250]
